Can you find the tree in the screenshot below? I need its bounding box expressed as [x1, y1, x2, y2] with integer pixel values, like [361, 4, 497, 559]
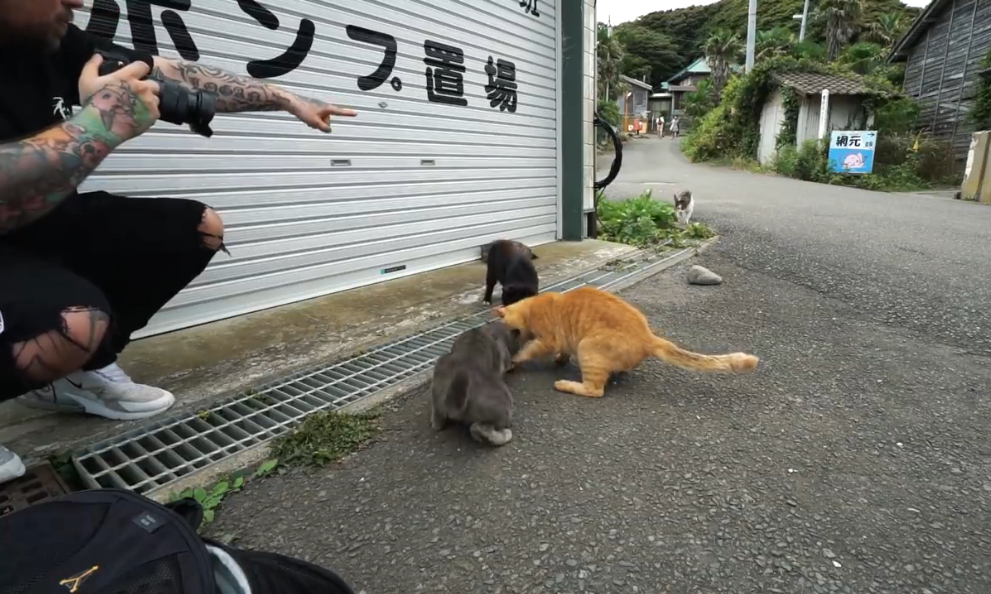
[755, 27, 796, 61]
[816, 0, 864, 61]
[867, 12, 904, 47]
[837, 41, 886, 74]
[683, 78, 717, 118]
[613, 25, 685, 87]
[703, 28, 742, 92]
[597, 24, 624, 101]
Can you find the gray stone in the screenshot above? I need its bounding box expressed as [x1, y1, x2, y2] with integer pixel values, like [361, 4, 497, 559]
[687, 265, 723, 286]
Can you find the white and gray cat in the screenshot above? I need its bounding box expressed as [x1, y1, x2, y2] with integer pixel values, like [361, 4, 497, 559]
[430, 321, 521, 446]
[674, 190, 694, 226]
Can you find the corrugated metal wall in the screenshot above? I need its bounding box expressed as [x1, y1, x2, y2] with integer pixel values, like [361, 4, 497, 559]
[74, 0, 559, 337]
[902, 0, 991, 164]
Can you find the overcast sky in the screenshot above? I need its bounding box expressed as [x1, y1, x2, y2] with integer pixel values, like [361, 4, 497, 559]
[597, 0, 932, 27]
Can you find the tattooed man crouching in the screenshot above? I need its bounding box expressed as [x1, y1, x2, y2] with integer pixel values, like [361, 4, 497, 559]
[0, 0, 357, 482]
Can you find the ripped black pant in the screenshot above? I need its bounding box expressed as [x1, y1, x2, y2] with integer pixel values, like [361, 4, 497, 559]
[0, 191, 223, 402]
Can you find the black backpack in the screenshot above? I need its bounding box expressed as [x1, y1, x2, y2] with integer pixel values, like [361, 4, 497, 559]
[0, 488, 355, 594]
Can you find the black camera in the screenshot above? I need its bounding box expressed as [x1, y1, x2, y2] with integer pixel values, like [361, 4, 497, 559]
[96, 50, 216, 138]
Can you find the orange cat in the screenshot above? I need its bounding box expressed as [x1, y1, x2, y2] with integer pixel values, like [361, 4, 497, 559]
[495, 287, 758, 398]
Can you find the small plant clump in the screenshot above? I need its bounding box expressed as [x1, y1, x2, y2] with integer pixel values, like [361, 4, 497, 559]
[596, 190, 716, 248]
[270, 410, 382, 468]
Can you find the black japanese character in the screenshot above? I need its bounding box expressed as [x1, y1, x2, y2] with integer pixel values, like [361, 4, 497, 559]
[346, 26, 402, 92]
[238, 0, 315, 79]
[87, 0, 199, 60]
[424, 41, 467, 107]
[484, 56, 518, 113]
[518, 0, 540, 17]
[835, 135, 849, 148]
[849, 135, 862, 147]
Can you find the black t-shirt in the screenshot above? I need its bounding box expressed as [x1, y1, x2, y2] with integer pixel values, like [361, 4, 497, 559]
[0, 24, 152, 143]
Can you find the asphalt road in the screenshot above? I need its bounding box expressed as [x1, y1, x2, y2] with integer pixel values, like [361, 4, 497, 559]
[213, 138, 991, 593]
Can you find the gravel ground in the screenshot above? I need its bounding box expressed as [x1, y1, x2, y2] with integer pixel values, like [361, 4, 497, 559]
[212, 140, 991, 593]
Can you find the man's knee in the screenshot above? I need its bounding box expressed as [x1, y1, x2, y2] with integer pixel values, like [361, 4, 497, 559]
[197, 207, 225, 251]
[11, 307, 109, 384]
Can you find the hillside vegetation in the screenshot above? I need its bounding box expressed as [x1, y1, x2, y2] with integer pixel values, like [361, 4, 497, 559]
[612, 0, 922, 88]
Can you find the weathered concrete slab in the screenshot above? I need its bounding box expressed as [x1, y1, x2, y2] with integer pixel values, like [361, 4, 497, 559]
[0, 240, 636, 463]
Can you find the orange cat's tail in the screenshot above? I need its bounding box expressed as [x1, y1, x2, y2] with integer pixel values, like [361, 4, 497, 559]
[651, 336, 759, 373]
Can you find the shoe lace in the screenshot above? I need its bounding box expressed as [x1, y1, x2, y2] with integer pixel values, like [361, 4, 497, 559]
[94, 363, 134, 384]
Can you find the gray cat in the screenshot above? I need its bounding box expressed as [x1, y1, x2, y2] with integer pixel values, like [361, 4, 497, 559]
[430, 321, 521, 446]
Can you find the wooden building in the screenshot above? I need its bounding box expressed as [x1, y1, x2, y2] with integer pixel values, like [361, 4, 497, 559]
[887, 0, 991, 172]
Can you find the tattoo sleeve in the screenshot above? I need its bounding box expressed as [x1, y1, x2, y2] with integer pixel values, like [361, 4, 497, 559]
[153, 58, 293, 113]
[0, 83, 152, 234]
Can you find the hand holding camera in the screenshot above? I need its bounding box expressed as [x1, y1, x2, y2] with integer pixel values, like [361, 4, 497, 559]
[78, 50, 217, 140]
[77, 54, 162, 141]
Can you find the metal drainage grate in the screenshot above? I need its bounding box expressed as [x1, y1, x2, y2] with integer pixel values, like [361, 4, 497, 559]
[0, 461, 70, 516]
[73, 246, 690, 495]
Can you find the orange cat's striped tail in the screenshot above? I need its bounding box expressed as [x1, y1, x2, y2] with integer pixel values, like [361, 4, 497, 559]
[651, 336, 759, 373]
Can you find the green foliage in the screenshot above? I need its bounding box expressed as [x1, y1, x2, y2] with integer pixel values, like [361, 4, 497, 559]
[866, 12, 908, 47]
[970, 50, 991, 131]
[612, 24, 684, 87]
[597, 191, 716, 247]
[271, 410, 381, 468]
[596, 190, 677, 247]
[756, 27, 796, 61]
[616, 0, 919, 78]
[836, 41, 886, 75]
[684, 222, 716, 240]
[792, 39, 828, 61]
[817, 0, 865, 60]
[704, 28, 743, 92]
[770, 133, 957, 192]
[776, 88, 801, 149]
[772, 143, 800, 177]
[684, 79, 717, 119]
[596, 24, 625, 102]
[597, 99, 621, 128]
[873, 97, 919, 134]
[170, 475, 246, 527]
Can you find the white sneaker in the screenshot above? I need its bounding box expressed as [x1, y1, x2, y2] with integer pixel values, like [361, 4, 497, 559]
[17, 363, 176, 421]
[0, 445, 26, 483]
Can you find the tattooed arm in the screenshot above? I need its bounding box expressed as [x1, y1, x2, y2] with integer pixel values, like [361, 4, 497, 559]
[0, 58, 159, 235]
[152, 57, 357, 132]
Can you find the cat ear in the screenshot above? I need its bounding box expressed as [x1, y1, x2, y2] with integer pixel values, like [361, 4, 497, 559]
[495, 307, 506, 318]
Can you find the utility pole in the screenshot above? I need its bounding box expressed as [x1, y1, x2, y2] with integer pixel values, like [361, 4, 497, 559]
[745, 0, 757, 72]
[798, 0, 810, 41]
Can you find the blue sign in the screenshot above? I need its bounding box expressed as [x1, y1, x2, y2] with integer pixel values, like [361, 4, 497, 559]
[829, 131, 877, 174]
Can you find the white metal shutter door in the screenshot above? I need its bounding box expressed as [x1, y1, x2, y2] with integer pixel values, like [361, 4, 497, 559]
[75, 0, 559, 337]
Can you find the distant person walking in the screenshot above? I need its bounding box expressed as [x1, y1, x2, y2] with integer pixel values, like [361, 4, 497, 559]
[657, 115, 665, 137]
[670, 116, 681, 138]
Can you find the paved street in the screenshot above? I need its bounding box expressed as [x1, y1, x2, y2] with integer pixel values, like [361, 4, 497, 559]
[213, 138, 991, 593]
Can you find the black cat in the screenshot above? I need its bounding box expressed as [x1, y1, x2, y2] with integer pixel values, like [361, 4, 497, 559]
[482, 239, 539, 306]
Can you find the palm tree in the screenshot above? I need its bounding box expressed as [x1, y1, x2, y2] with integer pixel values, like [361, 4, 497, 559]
[816, 0, 864, 61]
[704, 28, 742, 92]
[597, 24, 624, 101]
[755, 27, 796, 61]
[868, 12, 903, 47]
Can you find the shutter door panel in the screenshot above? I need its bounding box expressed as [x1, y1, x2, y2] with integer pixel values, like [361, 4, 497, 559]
[75, 0, 559, 337]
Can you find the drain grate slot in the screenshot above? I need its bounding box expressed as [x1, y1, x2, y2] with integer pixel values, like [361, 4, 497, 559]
[72, 246, 690, 495]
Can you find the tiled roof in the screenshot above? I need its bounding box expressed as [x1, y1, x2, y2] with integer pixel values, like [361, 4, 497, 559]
[774, 71, 870, 95]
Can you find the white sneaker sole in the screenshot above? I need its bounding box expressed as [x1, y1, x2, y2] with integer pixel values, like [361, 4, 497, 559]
[20, 388, 176, 421]
[0, 456, 26, 484]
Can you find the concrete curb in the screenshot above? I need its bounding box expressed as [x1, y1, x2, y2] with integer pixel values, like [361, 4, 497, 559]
[144, 240, 714, 502]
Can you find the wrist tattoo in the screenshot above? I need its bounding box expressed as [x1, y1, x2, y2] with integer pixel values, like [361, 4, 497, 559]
[162, 61, 291, 113]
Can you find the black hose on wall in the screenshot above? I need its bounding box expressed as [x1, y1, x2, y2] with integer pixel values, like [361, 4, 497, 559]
[589, 110, 623, 238]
